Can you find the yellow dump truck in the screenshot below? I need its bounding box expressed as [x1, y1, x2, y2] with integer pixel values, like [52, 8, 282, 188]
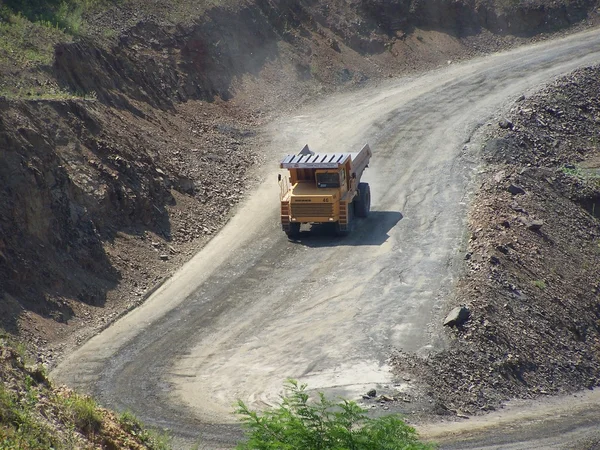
[278, 144, 372, 237]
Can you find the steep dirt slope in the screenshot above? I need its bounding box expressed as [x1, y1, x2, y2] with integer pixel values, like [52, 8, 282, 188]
[0, 94, 259, 353]
[393, 64, 600, 416]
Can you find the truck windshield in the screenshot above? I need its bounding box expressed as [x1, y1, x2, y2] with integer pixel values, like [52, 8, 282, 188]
[316, 172, 340, 188]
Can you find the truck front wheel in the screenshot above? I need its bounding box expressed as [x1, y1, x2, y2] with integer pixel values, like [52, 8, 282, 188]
[285, 222, 301, 238]
[355, 182, 371, 218]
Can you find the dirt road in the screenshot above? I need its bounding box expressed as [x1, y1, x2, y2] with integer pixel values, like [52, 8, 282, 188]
[52, 28, 600, 448]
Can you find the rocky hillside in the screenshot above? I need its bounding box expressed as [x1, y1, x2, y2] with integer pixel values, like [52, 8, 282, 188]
[0, 93, 259, 353]
[394, 64, 600, 416]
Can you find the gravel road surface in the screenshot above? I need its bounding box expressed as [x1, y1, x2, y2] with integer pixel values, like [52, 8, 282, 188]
[52, 28, 600, 449]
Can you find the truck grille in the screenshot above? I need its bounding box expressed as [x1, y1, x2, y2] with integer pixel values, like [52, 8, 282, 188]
[291, 203, 333, 218]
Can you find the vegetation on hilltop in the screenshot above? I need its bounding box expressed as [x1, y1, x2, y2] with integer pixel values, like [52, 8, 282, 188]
[1, 0, 118, 34]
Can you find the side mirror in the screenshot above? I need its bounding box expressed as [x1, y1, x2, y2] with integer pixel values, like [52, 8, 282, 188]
[278, 174, 282, 182]
[351, 172, 357, 179]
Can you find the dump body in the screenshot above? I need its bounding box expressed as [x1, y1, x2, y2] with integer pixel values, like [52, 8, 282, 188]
[279, 144, 372, 237]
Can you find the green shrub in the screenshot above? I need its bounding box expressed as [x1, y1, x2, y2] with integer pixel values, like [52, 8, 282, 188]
[55, 2, 84, 34]
[235, 379, 436, 450]
[532, 280, 547, 289]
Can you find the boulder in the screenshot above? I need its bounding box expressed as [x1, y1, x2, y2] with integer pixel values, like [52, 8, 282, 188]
[527, 219, 544, 231]
[508, 184, 526, 195]
[519, 217, 543, 230]
[444, 306, 470, 327]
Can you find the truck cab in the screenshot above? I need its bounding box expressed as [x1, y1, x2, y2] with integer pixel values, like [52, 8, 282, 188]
[279, 144, 372, 237]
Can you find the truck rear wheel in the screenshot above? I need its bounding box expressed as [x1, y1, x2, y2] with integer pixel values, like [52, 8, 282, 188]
[355, 182, 371, 218]
[285, 222, 301, 238]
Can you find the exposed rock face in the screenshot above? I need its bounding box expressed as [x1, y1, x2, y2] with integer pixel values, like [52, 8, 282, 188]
[54, 7, 282, 109]
[0, 100, 120, 327]
[0, 93, 257, 340]
[362, 0, 595, 37]
[51, 0, 600, 112]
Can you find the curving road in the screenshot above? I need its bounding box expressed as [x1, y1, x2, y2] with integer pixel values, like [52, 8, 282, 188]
[52, 28, 600, 449]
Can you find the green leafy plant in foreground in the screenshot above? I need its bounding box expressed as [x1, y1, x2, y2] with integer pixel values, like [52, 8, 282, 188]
[236, 379, 436, 450]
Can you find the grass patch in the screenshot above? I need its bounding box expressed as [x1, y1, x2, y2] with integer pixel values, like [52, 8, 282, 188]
[70, 396, 102, 433]
[0, 9, 67, 67]
[0, 384, 59, 449]
[14, 341, 29, 361]
[57, 393, 102, 434]
[562, 165, 600, 181]
[1, 335, 172, 449]
[119, 410, 172, 450]
[532, 279, 547, 289]
[0, 332, 34, 366]
[0, 87, 98, 100]
[2, 1, 118, 35]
